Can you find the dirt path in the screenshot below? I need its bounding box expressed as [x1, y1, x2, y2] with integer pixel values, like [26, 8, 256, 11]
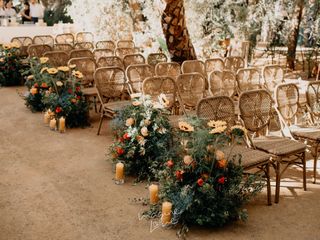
[0, 86, 320, 240]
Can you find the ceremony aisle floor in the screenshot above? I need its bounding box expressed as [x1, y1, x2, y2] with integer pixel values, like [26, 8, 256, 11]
[1, 86, 320, 240]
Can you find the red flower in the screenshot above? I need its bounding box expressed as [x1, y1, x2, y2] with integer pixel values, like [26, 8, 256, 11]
[123, 133, 130, 140]
[118, 137, 124, 143]
[167, 159, 174, 168]
[197, 178, 204, 187]
[41, 83, 48, 88]
[218, 176, 225, 184]
[175, 170, 183, 181]
[77, 95, 81, 100]
[76, 86, 81, 92]
[55, 107, 62, 113]
[68, 88, 73, 94]
[116, 147, 124, 155]
[34, 83, 39, 88]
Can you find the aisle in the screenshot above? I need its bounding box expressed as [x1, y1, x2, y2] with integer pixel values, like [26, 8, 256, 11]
[0, 87, 320, 240]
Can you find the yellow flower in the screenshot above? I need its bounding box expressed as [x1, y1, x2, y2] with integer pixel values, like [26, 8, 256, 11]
[27, 75, 34, 81]
[215, 150, 225, 161]
[7, 53, 12, 57]
[207, 120, 227, 128]
[69, 64, 76, 69]
[231, 125, 247, 134]
[56, 81, 63, 87]
[209, 125, 227, 134]
[72, 70, 83, 79]
[183, 155, 193, 165]
[178, 121, 194, 132]
[125, 118, 135, 127]
[11, 42, 20, 49]
[57, 66, 70, 72]
[40, 57, 49, 64]
[40, 67, 48, 73]
[3, 44, 11, 50]
[47, 68, 58, 75]
[132, 101, 141, 106]
[141, 126, 149, 137]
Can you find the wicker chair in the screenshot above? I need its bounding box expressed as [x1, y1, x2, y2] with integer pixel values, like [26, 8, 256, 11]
[117, 40, 135, 48]
[275, 82, 320, 184]
[205, 58, 224, 74]
[94, 67, 129, 135]
[123, 53, 146, 69]
[95, 40, 115, 50]
[155, 62, 181, 80]
[176, 73, 206, 111]
[126, 64, 154, 94]
[76, 32, 94, 43]
[53, 43, 73, 53]
[68, 57, 96, 87]
[27, 44, 52, 58]
[316, 62, 320, 81]
[197, 96, 272, 205]
[74, 42, 94, 51]
[97, 56, 124, 69]
[224, 56, 245, 72]
[236, 68, 262, 93]
[93, 48, 114, 61]
[114, 47, 137, 59]
[55, 33, 74, 45]
[11, 36, 33, 57]
[306, 81, 320, 124]
[181, 60, 206, 78]
[70, 49, 93, 59]
[33, 35, 54, 47]
[209, 70, 236, 98]
[147, 53, 168, 68]
[262, 65, 284, 94]
[239, 89, 307, 203]
[43, 51, 69, 67]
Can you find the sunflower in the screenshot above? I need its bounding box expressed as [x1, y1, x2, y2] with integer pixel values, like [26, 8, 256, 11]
[40, 67, 48, 73]
[40, 57, 49, 64]
[207, 120, 227, 128]
[47, 68, 58, 75]
[27, 75, 34, 81]
[68, 64, 76, 69]
[72, 70, 83, 79]
[7, 53, 12, 57]
[3, 44, 11, 50]
[132, 101, 141, 106]
[57, 66, 70, 72]
[209, 125, 227, 134]
[178, 121, 194, 132]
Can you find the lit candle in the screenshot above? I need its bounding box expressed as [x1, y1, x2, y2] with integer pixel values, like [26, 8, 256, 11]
[49, 118, 56, 130]
[43, 112, 50, 124]
[161, 201, 172, 225]
[149, 184, 159, 205]
[59, 117, 66, 133]
[115, 162, 124, 184]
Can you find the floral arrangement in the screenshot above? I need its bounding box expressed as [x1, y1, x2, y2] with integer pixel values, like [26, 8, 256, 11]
[110, 94, 173, 181]
[0, 43, 23, 86]
[142, 119, 263, 235]
[24, 57, 89, 128]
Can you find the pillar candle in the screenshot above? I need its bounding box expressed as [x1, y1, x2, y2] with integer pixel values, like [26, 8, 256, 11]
[44, 112, 50, 124]
[115, 162, 124, 181]
[161, 201, 172, 225]
[59, 117, 66, 133]
[149, 184, 159, 205]
[49, 118, 56, 130]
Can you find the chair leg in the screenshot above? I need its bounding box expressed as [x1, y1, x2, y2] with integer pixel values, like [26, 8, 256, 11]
[313, 144, 319, 184]
[266, 162, 272, 206]
[97, 113, 104, 135]
[302, 152, 307, 191]
[275, 158, 281, 204]
[94, 96, 97, 113]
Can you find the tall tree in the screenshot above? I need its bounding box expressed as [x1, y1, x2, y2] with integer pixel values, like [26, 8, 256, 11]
[287, 0, 304, 70]
[161, 0, 197, 63]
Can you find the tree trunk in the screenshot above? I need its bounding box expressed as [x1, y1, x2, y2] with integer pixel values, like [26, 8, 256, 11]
[161, 0, 197, 64]
[287, 0, 304, 70]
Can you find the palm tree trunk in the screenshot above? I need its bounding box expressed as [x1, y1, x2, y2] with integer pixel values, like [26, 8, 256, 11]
[161, 0, 197, 63]
[287, 0, 304, 70]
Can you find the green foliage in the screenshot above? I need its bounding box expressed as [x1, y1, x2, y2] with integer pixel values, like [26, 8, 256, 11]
[0, 43, 23, 86]
[44, 1, 73, 26]
[110, 95, 173, 181]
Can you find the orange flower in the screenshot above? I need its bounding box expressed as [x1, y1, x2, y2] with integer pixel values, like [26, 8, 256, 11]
[216, 159, 227, 168]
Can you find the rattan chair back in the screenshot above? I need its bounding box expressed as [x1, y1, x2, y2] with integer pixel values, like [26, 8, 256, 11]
[76, 32, 94, 43]
[68, 57, 96, 86]
[74, 42, 94, 51]
[123, 53, 146, 69]
[11, 36, 32, 57]
[126, 64, 154, 93]
[55, 33, 74, 45]
[93, 48, 114, 60]
[97, 56, 124, 69]
[239, 89, 273, 133]
[94, 67, 126, 102]
[117, 40, 135, 48]
[176, 73, 206, 109]
[27, 44, 52, 58]
[224, 56, 245, 72]
[306, 81, 320, 119]
[114, 47, 136, 59]
[181, 60, 206, 78]
[262, 65, 284, 93]
[33, 35, 54, 47]
[155, 62, 181, 79]
[43, 51, 69, 67]
[70, 49, 93, 59]
[147, 53, 168, 67]
[236, 68, 262, 93]
[53, 43, 73, 53]
[209, 70, 236, 97]
[205, 58, 224, 74]
[95, 40, 115, 50]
